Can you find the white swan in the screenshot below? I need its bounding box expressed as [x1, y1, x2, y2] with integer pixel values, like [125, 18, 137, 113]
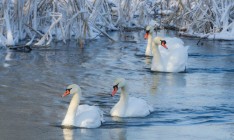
[151, 36, 188, 72]
[61, 84, 104, 128]
[144, 26, 188, 72]
[144, 26, 154, 56]
[110, 78, 153, 117]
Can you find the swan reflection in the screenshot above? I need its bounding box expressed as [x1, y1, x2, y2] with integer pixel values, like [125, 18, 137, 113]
[63, 128, 73, 140]
[150, 73, 186, 95]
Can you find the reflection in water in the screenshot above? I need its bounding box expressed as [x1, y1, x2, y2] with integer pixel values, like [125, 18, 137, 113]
[63, 129, 73, 140]
[3, 62, 10, 67]
[5, 50, 13, 61]
[150, 73, 161, 95]
[150, 73, 186, 95]
[109, 128, 127, 140]
[62, 127, 106, 140]
[62, 127, 127, 140]
[144, 56, 151, 65]
[164, 73, 186, 87]
[62, 128, 90, 140]
[3, 50, 12, 67]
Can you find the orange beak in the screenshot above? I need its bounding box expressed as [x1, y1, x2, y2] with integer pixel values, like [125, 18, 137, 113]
[111, 86, 118, 97]
[161, 40, 168, 49]
[62, 89, 70, 97]
[144, 33, 149, 39]
[161, 43, 168, 49]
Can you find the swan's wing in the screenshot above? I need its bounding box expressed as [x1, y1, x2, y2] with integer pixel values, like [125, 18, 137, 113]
[126, 97, 153, 117]
[75, 105, 103, 128]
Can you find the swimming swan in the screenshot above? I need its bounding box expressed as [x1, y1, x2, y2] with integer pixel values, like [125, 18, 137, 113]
[61, 84, 104, 128]
[144, 25, 188, 72]
[110, 78, 153, 117]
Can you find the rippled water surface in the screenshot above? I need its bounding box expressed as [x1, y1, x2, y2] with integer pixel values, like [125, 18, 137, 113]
[0, 31, 234, 140]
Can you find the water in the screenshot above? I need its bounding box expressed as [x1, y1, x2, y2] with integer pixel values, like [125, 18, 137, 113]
[0, 31, 234, 140]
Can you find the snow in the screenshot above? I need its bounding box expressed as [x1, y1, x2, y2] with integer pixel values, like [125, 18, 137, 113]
[0, 0, 234, 47]
[208, 32, 234, 41]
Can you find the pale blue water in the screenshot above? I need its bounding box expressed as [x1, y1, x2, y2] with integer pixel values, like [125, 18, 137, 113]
[0, 31, 234, 140]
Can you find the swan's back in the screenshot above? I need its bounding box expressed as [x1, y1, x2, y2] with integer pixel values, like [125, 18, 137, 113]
[110, 97, 153, 117]
[125, 97, 153, 117]
[75, 105, 104, 128]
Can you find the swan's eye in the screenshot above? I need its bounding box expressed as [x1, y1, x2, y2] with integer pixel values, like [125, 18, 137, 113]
[113, 84, 118, 90]
[160, 40, 166, 45]
[66, 88, 72, 91]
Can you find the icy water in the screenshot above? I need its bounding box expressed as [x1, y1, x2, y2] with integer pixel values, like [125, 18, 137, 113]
[0, 30, 234, 140]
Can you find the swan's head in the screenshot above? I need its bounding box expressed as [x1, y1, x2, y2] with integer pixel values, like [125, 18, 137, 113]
[62, 84, 82, 97]
[144, 26, 154, 39]
[111, 78, 126, 96]
[153, 37, 168, 49]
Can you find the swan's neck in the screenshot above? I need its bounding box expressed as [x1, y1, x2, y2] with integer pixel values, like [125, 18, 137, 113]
[116, 86, 129, 116]
[152, 42, 161, 60]
[120, 86, 129, 103]
[62, 93, 80, 126]
[147, 33, 153, 47]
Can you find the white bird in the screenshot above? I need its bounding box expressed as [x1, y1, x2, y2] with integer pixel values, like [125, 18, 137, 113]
[61, 84, 104, 128]
[144, 26, 189, 72]
[110, 78, 153, 117]
[144, 26, 155, 56]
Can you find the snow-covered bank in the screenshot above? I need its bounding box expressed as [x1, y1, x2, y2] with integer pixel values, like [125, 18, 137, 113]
[0, 0, 153, 47]
[156, 0, 234, 41]
[0, 0, 234, 47]
[179, 31, 234, 41]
